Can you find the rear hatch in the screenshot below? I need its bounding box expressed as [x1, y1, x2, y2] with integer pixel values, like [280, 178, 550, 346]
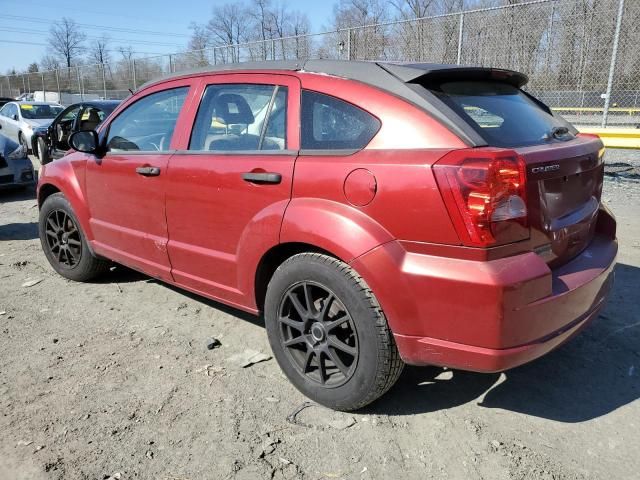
[420, 75, 604, 266]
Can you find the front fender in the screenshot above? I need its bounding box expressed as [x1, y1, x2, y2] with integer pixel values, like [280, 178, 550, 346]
[280, 198, 394, 263]
[38, 157, 93, 242]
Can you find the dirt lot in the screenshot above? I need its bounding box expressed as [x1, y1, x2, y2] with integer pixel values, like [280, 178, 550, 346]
[1, 157, 640, 480]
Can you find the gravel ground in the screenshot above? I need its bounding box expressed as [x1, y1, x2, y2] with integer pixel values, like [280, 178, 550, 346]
[1, 155, 639, 480]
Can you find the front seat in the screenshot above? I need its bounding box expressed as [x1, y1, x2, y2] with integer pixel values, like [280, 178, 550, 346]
[79, 109, 102, 131]
[205, 94, 260, 151]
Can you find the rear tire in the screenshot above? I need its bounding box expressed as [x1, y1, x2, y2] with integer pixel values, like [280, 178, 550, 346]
[39, 193, 109, 282]
[264, 253, 404, 411]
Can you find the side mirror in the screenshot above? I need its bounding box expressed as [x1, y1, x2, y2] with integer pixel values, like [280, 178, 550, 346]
[12, 114, 18, 121]
[69, 130, 100, 154]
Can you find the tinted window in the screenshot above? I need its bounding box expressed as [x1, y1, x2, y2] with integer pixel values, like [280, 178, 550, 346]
[301, 90, 380, 150]
[107, 87, 188, 152]
[190, 84, 287, 151]
[428, 81, 567, 147]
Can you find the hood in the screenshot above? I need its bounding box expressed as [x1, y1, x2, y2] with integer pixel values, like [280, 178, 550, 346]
[23, 118, 53, 128]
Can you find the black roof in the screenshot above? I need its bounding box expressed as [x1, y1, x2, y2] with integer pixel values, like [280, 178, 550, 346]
[140, 60, 527, 89]
[138, 60, 529, 147]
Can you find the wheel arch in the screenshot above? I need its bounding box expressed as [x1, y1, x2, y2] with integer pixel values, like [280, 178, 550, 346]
[254, 242, 338, 312]
[37, 161, 94, 244]
[38, 183, 60, 208]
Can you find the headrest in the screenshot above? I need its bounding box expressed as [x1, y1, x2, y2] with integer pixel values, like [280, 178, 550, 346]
[214, 94, 254, 125]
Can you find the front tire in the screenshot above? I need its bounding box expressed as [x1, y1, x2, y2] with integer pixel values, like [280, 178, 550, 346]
[264, 253, 404, 411]
[37, 137, 50, 164]
[39, 193, 109, 281]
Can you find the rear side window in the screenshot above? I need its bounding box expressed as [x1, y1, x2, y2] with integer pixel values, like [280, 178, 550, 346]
[428, 81, 565, 148]
[107, 87, 188, 152]
[190, 84, 287, 152]
[301, 90, 380, 150]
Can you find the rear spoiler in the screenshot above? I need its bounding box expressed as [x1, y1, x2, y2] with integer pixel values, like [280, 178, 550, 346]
[378, 63, 528, 88]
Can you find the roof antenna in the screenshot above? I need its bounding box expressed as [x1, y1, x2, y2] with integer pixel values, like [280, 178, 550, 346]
[128, 88, 134, 95]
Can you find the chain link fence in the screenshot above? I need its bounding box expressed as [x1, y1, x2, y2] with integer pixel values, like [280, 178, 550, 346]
[1, 0, 637, 127]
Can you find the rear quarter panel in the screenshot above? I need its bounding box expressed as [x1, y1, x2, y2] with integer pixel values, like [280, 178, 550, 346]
[282, 74, 466, 254]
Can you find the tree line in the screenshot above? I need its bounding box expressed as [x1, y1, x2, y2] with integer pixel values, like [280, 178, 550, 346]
[5, 0, 640, 97]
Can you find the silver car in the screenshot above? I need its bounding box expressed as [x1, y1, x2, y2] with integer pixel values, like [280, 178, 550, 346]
[0, 101, 64, 153]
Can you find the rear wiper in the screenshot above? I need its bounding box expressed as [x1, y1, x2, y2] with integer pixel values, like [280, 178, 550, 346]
[542, 126, 573, 141]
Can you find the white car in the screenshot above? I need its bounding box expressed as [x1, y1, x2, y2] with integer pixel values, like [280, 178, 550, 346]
[0, 101, 64, 153]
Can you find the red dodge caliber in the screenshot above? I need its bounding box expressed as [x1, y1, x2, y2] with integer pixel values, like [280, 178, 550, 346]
[37, 60, 617, 410]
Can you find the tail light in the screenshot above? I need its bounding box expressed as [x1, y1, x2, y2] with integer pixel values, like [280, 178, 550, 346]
[433, 148, 529, 247]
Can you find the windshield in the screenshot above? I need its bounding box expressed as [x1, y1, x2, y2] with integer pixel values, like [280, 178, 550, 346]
[20, 104, 63, 120]
[428, 81, 568, 147]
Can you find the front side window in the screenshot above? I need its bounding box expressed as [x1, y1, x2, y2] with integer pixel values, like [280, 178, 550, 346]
[189, 84, 287, 151]
[107, 87, 188, 152]
[0, 104, 9, 117]
[59, 105, 81, 122]
[301, 90, 381, 150]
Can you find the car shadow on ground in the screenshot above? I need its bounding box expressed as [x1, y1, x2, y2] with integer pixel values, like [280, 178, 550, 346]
[0, 222, 38, 241]
[91, 260, 640, 423]
[0, 186, 36, 204]
[369, 262, 640, 422]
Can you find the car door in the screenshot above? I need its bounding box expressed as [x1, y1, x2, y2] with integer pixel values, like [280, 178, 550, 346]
[50, 104, 82, 159]
[85, 81, 193, 281]
[1, 104, 19, 142]
[0, 104, 8, 137]
[165, 74, 300, 306]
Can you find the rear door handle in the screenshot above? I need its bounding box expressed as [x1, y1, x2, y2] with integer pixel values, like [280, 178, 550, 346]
[136, 166, 161, 177]
[242, 172, 282, 184]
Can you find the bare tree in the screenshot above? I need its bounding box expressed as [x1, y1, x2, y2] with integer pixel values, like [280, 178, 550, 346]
[205, 3, 248, 63]
[89, 35, 111, 65]
[186, 23, 211, 66]
[27, 62, 39, 73]
[331, 0, 390, 59]
[291, 10, 311, 59]
[48, 17, 86, 68]
[40, 55, 61, 71]
[118, 46, 134, 62]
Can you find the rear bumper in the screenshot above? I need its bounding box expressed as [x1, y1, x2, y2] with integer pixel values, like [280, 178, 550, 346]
[351, 208, 617, 373]
[393, 274, 610, 372]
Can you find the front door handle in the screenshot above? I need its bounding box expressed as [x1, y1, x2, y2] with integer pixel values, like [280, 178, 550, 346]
[136, 166, 161, 177]
[242, 172, 282, 184]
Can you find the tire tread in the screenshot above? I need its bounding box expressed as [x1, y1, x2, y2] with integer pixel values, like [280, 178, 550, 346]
[274, 252, 404, 410]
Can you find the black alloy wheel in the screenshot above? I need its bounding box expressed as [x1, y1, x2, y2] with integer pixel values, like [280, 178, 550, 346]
[43, 209, 83, 268]
[278, 281, 358, 387]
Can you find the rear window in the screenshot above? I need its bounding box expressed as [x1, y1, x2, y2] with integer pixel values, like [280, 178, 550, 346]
[428, 81, 565, 147]
[301, 90, 380, 150]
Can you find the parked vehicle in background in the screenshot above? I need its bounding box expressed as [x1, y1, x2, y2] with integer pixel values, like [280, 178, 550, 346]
[0, 102, 63, 153]
[0, 133, 35, 190]
[32, 91, 102, 105]
[0, 97, 15, 108]
[37, 60, 617, 410]
[33, 100, 120, 163]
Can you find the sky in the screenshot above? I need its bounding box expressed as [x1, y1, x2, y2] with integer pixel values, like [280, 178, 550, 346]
[0, 0, 335, 72]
